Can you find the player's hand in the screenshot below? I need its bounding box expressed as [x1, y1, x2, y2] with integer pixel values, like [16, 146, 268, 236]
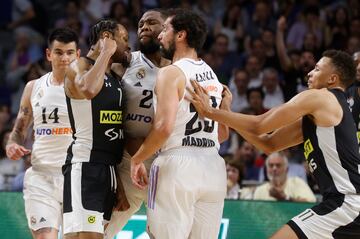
[100, 35, 117, 56]
[219, 84, 232, 111]
[186, 80, 212, 118]
[130, 160, 148, 190]
[5, 143, 31, 160]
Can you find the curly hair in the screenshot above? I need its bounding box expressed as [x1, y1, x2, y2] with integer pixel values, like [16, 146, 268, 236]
[88, 19, 118, 46]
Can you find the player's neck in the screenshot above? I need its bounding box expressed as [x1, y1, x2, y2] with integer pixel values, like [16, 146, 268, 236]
[172, 47, 198, 62]
[145, 51, 170, 67]
[51, 69, 66, 85]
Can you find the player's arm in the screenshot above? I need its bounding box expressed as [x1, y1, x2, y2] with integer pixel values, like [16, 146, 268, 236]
[189, 80, 330, 152]
[130, 66, 184, 189]
[6, 81, 34, 160]
[132, 66, 184, 163]
[217, 84, 232, 143]
[68, 37, 116, 99]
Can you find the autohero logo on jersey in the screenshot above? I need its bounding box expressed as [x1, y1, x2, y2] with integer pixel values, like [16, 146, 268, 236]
[100, 110, 122, 124]
[36, 127, 72, 135]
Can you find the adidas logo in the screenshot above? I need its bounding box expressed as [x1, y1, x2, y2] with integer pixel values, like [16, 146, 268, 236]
[134, 82, 142, 87]
[40, 217, 46, 223]
[35, 102, 40, 107]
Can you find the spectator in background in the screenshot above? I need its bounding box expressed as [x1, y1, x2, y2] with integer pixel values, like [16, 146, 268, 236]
[276, 16, 316, 100]
[226, 160, 243, 200]
[324, 5, 350, 50]
[253, 152, 316, 202]
[262, 68, 284, 109]
[11, 153, 31, 192]
[244, 55, 263, 88]
[349, 17, 360, 38]
[210, 33, 242, 85]
[213, 2, 245, 52]
[230, 69, 249, 113]
[0, 128, 24, 191]
[0, 103, 11, 133]
[286, 6, 323, 50]
[346, 36, 360, 55]
[244, 87, 268, 115]
[234, 140, 261, 181]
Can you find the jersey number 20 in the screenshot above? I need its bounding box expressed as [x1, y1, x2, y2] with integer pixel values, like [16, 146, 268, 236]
[185, 96, 218, 135]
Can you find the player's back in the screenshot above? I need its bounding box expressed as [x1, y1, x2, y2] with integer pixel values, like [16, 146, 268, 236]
[31, 72, 72, 172]
[158, 58, 223, 152]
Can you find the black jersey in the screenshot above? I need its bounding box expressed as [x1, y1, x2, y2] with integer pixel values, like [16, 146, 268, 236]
[346, 82, 360, 145]
[302, 89, 360, 199]
[66, 66, 125, 165]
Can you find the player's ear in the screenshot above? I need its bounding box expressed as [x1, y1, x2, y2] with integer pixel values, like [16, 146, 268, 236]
[328, 74, 339, 85]
[177, 30, 186, 41]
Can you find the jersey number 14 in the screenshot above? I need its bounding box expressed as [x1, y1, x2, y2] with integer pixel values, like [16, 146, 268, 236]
[42, 107, 59, 124]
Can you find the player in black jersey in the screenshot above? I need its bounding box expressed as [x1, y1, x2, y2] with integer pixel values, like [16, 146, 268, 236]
[62, 19, 131, 239]
[346, 51, 360, 145]
[189, 50, 360, 239]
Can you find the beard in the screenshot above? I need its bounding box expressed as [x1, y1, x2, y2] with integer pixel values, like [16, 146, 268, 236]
[139, 38, 160, 55]
[160, 39, 175, 60]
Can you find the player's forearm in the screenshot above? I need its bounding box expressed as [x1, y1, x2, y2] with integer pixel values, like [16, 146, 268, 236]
[205, 108, 263, 135]
[77, 51, 112, 98]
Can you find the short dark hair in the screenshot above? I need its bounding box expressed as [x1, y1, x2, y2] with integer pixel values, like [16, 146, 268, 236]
[168, 8, 207, 52]
[246, 87, 265, 101]
[322, 50, 356, 88]
[89, 19, 118, 46]
[47, 28, 79, 48]
[147, 8, 170, 20]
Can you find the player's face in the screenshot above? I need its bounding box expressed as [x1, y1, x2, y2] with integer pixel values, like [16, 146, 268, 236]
[138, 11, 164, 54]
[46, 40, 80, 70]
[113, 25, 131, 67]
[158, 17, 176, 60]
[307, 57, 334, 89]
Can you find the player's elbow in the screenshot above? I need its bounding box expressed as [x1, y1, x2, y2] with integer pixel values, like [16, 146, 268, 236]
[153, 121, 173, 139]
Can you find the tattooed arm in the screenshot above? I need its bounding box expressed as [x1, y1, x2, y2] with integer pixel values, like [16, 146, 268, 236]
[6, 81, 34, 160]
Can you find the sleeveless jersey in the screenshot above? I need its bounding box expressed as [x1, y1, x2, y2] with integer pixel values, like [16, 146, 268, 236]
[66, 69, 125, 165]
[123, 51, 158, 138]
[346, 82, 360, 146]
[31, 72, 72, 170]
[302, 89, 360, 198]
[157, 58, 223, 152]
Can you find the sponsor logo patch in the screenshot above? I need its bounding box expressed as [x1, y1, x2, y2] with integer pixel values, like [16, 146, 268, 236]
[100, 111, 122, 124]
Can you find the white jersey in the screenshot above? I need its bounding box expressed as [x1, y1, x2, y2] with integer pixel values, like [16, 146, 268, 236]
[157, 58, 223, 151]
[30, 72, 72, 170]
[123, 51, 159, 138]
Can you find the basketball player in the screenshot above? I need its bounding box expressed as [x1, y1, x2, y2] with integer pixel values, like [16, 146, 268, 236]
[131, 9, 227, 239]
[62, 20, 130, 239]
[6, 28, 80, 239]
[189, 50, 360, 239]
[103, 9, 171, 239]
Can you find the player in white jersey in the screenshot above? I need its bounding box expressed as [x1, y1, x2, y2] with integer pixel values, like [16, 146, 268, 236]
[104, 9, 171, 239]
[131, 9, 230, 239]
[6, 28, 80, 239]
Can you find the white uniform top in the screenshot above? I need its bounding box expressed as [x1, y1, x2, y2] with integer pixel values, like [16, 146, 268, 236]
[157, 58, 223, 152]
[30, 72, 72, 171]
[123, 51, 159, 138]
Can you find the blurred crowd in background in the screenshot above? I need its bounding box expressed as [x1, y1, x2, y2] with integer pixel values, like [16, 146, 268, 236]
[0, 0, 359, 203]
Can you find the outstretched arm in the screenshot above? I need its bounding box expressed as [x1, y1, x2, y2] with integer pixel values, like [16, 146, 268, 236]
[188, 80, 337, 153]
[6, 81, 34, 160]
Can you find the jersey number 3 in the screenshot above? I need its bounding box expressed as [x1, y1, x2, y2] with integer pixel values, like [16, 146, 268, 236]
[185, 96, 218, 135]
[42, 107, 59, 124]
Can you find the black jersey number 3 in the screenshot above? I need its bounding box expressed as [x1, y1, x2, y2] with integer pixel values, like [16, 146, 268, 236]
[185, 96, 218, 135]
